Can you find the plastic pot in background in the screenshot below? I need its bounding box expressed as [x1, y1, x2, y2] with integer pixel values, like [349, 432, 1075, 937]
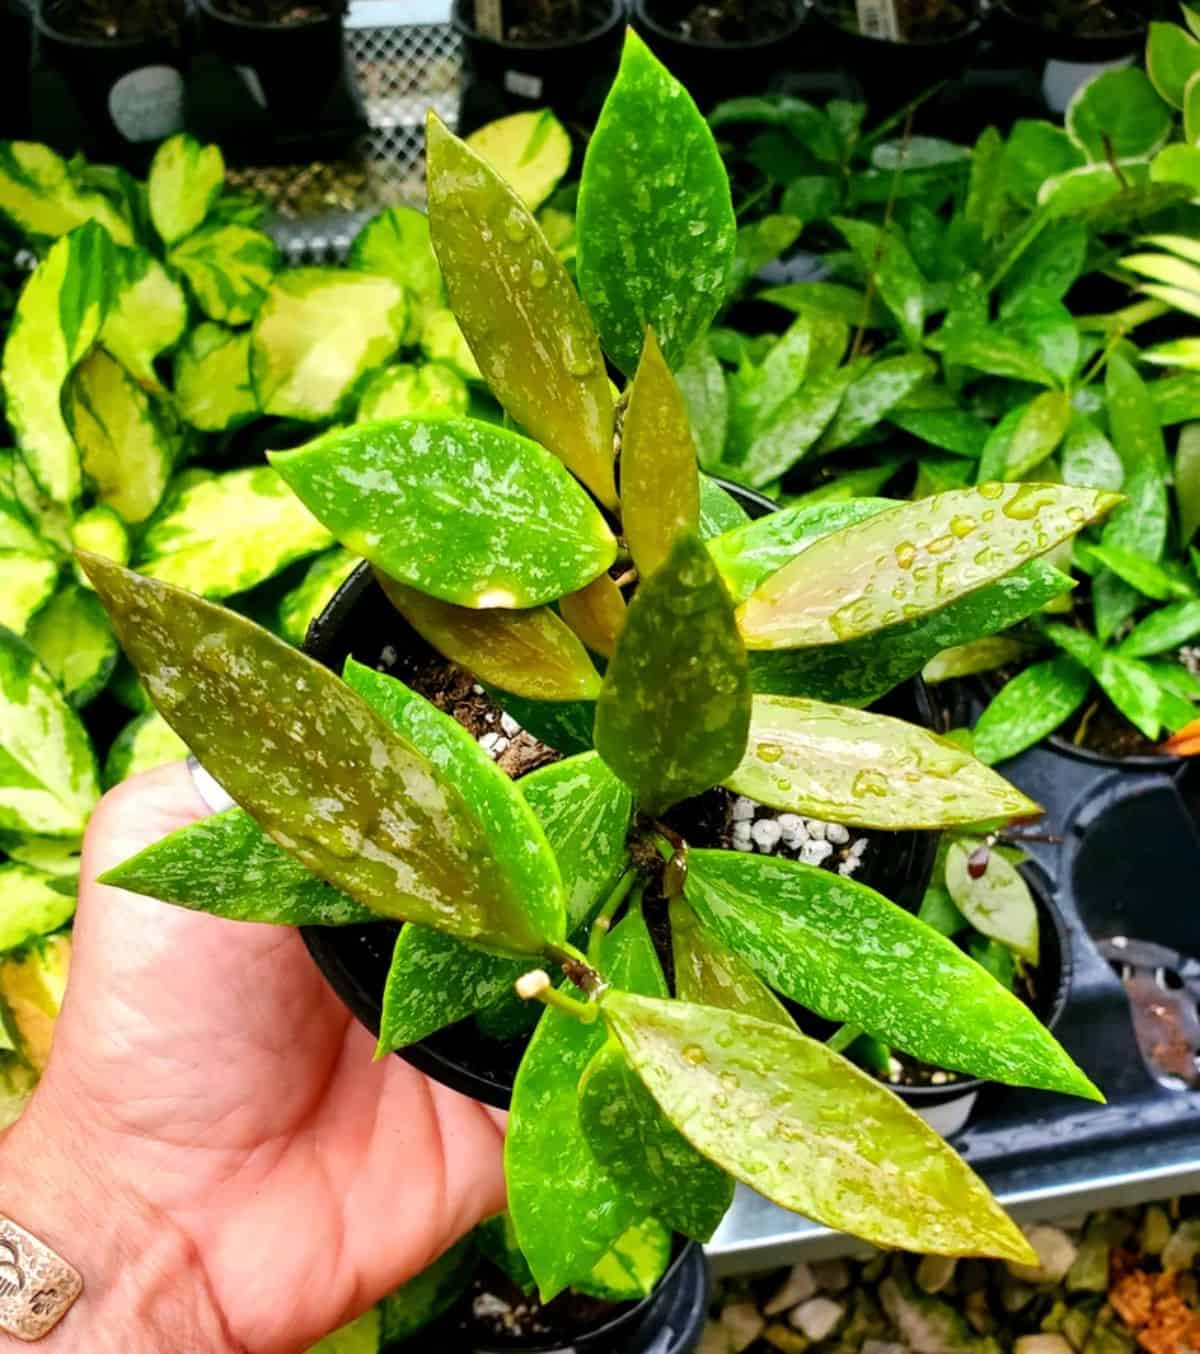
[186, 0, 367, 166]
[30, 0, 185, 170]
[452, 0, 625, 138]
[0, 1, 33, 140]
[631, 0, 807, 112]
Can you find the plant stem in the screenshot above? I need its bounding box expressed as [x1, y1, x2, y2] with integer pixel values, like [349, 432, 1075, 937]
[586, 867, 639, 967]
[826, 1023, 863, 1054]
[515, 969, 600, 1023]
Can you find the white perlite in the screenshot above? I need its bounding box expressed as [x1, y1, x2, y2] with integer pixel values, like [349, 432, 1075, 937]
[728, 796, 868, 877]
[764, 1263, 817, 1316]
[789, 1297, 846, 1341]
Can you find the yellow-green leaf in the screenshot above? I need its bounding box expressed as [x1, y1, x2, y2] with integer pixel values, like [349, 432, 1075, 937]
[465, 109, 572, 211]
[559, 574, 626, 659]
[945, 839, 1039, 965]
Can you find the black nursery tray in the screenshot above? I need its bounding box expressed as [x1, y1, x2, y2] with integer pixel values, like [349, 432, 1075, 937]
[708, 742, 1200, 1274]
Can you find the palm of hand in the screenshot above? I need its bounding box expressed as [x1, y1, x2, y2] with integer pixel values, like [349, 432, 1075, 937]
[38, 764, 505, 1354]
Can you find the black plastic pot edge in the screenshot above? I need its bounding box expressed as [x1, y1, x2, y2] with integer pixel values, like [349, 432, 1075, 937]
[632, 0, 806, 54]
[991, 0, 1150, 63]
[453, 0, 625, 54]
[807, 0, 987, 50]
[194, 0, 346, 35]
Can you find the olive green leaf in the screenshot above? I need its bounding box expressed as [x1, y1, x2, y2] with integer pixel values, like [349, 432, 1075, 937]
[738, 365, 858, 489]
[357, 363, 469, 422]
[273, 419, 616, 608]
[579, 1035, 735, 1242]
[278, 550, 359, 647]
[174, 324, 258, 432]
[622, 328, 701, 579]
[739, 484, 1118, 650]
[81, 555, 561, 954]
[2, 222, 115, 504]
[672, 899, 793, 1027]
[684, 850, 1099, 1099]
[1066, 68, 1173, 163]
[136, 465, 332, 599]
[1061, 414, 1124, 493]
[376, 573, 601, 702]
[559, 575, 627, 659]
[251, 269, 407, 421]
[507, 907, 664, 1301]
[601, 990, 1036, 1262]
[148, 134, 225, 247]
[1148, 20, 1200, 107]
[946, 840, 1039, 965]
[102, 710, 188, 789]
[0, 626, 99, 839]
[1178, 424, 1200, 545]
[377, 752, 632, 1052]
[169, 223, 280, 326]
[817, 353, 935, 454]
[725, 695, 1037, 829]
[1120, 599, 1200, 659]
[465, 108, 572, 211]
[594, 531, 751, 814]
[0, 141, 133, 243]
[67, 349, 175, 525]
[101, 248, 189, 392]
[348, 207, 446, 311]
[972, 657, 1092, 766]
[833, 217, 926, 348]
[576, 29, 736, 374]
[1003, 391, 1073, 481]
[0, 863, 76, 954]
[426, 114, 617, 509]
[0, 554, 59, 635]
[922, 636, 1027, 684]
[27, 585, 117, 709]
[676, 340, 729, 471]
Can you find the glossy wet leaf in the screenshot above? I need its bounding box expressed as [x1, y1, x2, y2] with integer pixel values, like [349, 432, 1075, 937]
[738, 483, 1119, 650]
[169, 223, 279, 326]
[148, 134, 224, 246]
[817, 354, 934, 454]
[348, 206, 445, 310]
[890, 407, 990, 459]
[622, 328, 701, 578]
[675, 340, 728, 471]
[272, 418, 616, 608]
[2, 223, 114, 504]
[102, 710, 188, 789]
[426, 115, 617, 509]
[684, 850, 1098, 1099]
[833, 216, 926, 348]
[1045, 623, 1165, 741]
[594, 531, 750, 814]
[1148, 20, 1200, 107]
[579, 1036, 734, 1242]
[1003, 391, 1073, 481]
[1120, 599, 1200, 659]
[971, 657, 1092, 766]
[356, 363, 468, 422]
[1066, 67, 1172, 162]
[1151, 372, 1200, 425]
[672, 898, 793, 1027]
[922, 636, 1027, 684]
[0, 623, 99, 840]
[727, 693, 1038, 827]
[726, 318, 814, 462]
[1061, 414, 1124, 493]
[81, 555, 562, 955]
[377, 752, 632, 1051]
[251, 269, 407, 421]
[739, 365, 858, 489]
[1002, 120, 1086, 209]
[698, 476, 750, 538]
[1000, 220, 1089, 318]
[101, 247, 188, 392]
[1087, 544, 1195, 602]
[377, 574, 600, 702]
[945, 840, 1039, 965]
[136, 465, 332, 600]
[27, 585, 116, 709]
[0, 141, 134, 243]
[174, 323, 258, 433]
[465, 109, 572, 211]
[559, 574, 626, 659]
[602, 990, 1035, 1262]
[576, 30, 736, 374]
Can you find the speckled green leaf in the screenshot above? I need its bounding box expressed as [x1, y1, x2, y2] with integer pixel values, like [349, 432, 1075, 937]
[348, 206, 445, 310]
[67, 349, 174, 526]
[1004, 391, 1073, 480]
[0, 626, 98, 838]
[1045, 622, 1166, 741]
[1087, 543, 1194, 602]
[1066, 68, 1172, 163]
[2, 222, 115, 504]
[377, 751, 632, 1051]
[576, 30, 736, 374]
[817, 353, 935, 454]
[0, 554, 59, 635]
[971, 657, 1092, 766]
[136, 465, 332, 599]
[278, 549, 359, 646]
[1148, 20, 1200, 108]
[101, 248, 188, 392]
[0, 141, 133, 243]
[1003, 120, 1086, 210]
[889, 407, 990, 459]
[1120, 599, 1200, 659]
[698, 476, 750, 538]
[576, 1218, 672, 1303]
[148, 134, 225, 247]
[594, 531, 750, 814]
[102, 710, 188, 788]
[82, 555, 560, 954]
[466, 109, 572, 212]
[833, 217, 925, 347]
[672, 899, 794, 1026]
[169, 223, 279, 326]
[507, 908, 665, 1301]
[427, 115, 617, 508]
[251, 269, 407, 421]
[378, 574, 600, 701]
[1061, 414, 1124, 492]
[725, 695, 1037, 829]
[580, 1035, 734, 1242]
[272, 419, 615, 609]
[738, 484, 1119, 650]
[676, 341, 729, 471]
[622, 328, 701, 578]
[602, 990, 1036, 1262]
[946, 839, 1039, 965]
[174, 323, 257, 433]
[26, 585, 116, 709]
[739, 364, 858, 489]
[1150, 372, 1200, 426]
[922, 636, 1027, 684]
[0, 450, 72, 558]
[684, 850, 1099, 1098]
[0, 863, 75, 954]
[356, 363, 468, 423]
[70, 505, 129, 580]
[726, 318, 814, 462]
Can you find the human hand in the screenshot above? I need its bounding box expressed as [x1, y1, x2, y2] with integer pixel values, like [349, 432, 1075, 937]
[0, 762, 506, 1354]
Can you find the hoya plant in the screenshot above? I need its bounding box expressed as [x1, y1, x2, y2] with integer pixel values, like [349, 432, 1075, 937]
[85, 32, 1117, 1300]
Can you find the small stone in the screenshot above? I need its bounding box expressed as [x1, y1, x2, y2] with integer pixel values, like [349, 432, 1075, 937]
[698, 1322, 734, 1354]
[486, 710, 496, 722]
[1140, 1204, 1172, 1256]
[732, 797, 756, 821]
[811, 1259, 851, 1293]
[1001, 1275, 1036, 1313]
[493, 736, 510, 754]
[789, 1297, 845, 1342]
[805, 819, 827, 841]
[862, 1343, 909, 1354]
[887, 1056, 904, 1082]
[752, 818, 783, 851]
[734, 837, 755, 852]
[916, 1255, 957, 1294]
[1016, 1337, 1074, 1354]
[965, 1289, 994, 1335]
[479, 731, 502, 752]
[763, 1323, 810, 1353]
[800, 839, 834, 867]
[379, 645, 397, 667]
[473, 1292, 512, 1319]
[1008, 1226, 1077, 1285]
[826, 823, 851, 844]
[765, 1263, 817, 1315]
[849, 837, 868, 857]
[1162, 1218, 1200, 1271]
[732, 820, 753, 843]
[778, 813, 808, 847]
[500, 712, 521, 737]
[1066, 1236, 1109, 1292]
[930, 1071, 950, 1086]
[720, 1301, 765, 1352]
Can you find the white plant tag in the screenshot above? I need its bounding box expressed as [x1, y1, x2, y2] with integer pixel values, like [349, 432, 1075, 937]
[476, 0, 504, 38]
[856, 0, 902, 40]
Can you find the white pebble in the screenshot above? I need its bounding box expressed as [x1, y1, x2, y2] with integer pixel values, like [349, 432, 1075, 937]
[805, 819, 827, 841]
[777, 813, 807, 846]
[472, 684, 484, 694]
[732, 796, 756, 821]
[849, 837, 868, 858]
[751, 818, 783, 851]
[826, 823, 850, 845]
[838, 861, 858, 876]
[479, 732, 502, 751]
[486, 711, 496, 723]
[500, 712, 521, 737]
[800, 839, 834, 867]
[493, 736, 510, 754]
[765, 1263, 816, 1315]
[732, 820, 753, 843]
[789, 1297, 845, 1342]
[380, 645, 397, 667]
[734, 837, 754, 852]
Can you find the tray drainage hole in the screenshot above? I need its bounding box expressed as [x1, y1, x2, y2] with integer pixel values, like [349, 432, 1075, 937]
[1158, 967, 1184, 991]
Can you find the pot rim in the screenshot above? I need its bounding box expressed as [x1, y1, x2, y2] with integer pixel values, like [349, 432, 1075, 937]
[993, 0, 1148, 42]
[1045, 732, 1181, 773]
[453, 0, 625, 53]
[632, 0, 807, 53]
[34, 5, 175, 48]
[808, 0, 986, 49]
[194, 0, 344, 34]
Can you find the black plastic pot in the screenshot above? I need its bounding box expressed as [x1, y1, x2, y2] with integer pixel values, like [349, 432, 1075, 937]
[631, 0, 807, 111]
[0, 2, 33, 140]
[186, 0, 366, 166]
[452, 0, 626, 137]
[29, 2, 185, 169]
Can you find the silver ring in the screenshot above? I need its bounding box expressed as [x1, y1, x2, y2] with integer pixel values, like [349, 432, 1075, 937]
[186, 755, 236, 814]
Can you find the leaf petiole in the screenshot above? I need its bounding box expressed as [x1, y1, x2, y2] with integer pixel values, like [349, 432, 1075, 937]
[515, 969, 601, 1023]
[587, 866, 639, 966]
[826, 1023, 863, 1054]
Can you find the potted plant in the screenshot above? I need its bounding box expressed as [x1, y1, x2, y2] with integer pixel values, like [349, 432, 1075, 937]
[630, 0, 807, 111]
[186, 0, 367, 166]
[453, 0, 626, 136]
[84, 29, 1117, 1326]
[30, 0, 186, 169]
